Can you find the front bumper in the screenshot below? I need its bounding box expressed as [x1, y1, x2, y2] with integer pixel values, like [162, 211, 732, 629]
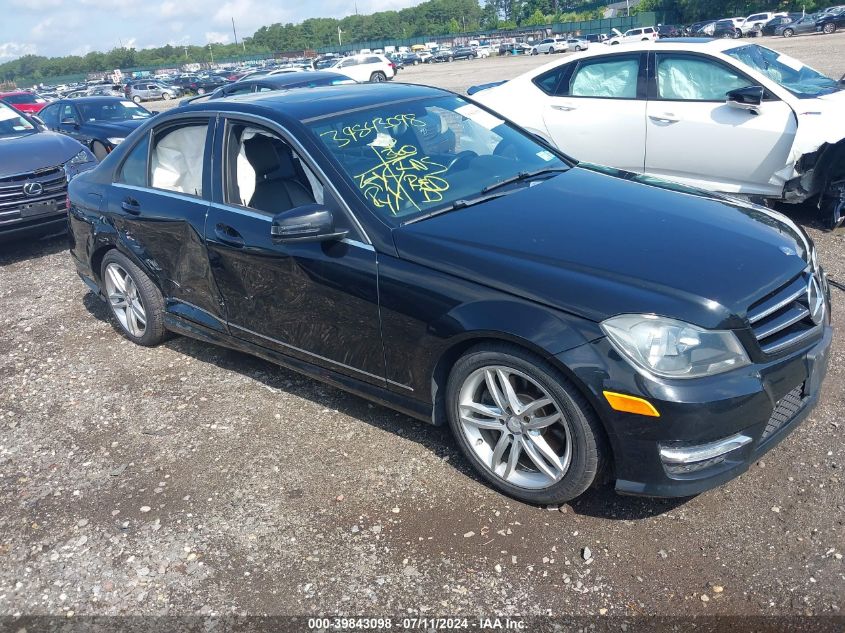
[558, 323, 833, 498]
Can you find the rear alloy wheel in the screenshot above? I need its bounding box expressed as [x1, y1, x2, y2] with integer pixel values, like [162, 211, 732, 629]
[574, 45, 582, 51]
[132, 95, 142, 103]
[532, 48, 539, 55]
[162, 92, 172, 100]
[447, 344, 606, 504]
[101, 251, 168, 347]
[783, 28, 794, 37]
[369, 71, 387, 82]
[197, 88, 205, 95]
[733, 29, 742, 38]
[91, 140, 108, 161]
[823, 23, 836, 34]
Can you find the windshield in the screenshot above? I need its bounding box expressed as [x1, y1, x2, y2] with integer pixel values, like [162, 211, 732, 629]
[309, 95, 569, 223]
[78, 100, 152, 122]
[0, 102, 37, 138]
[725, 44, 841, 97]
[4, 93, 46, 105]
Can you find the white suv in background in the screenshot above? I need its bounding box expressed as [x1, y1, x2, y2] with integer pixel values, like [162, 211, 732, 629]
[330, 54, 396, 83]
[605, 26, 658, 45]
[740, 11, 788, 36]
[532, 38, 569, 55]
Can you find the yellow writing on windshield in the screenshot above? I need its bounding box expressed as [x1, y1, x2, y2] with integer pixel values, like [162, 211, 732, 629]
[320, 113, 426, 148]
[355, 144, 450, 214]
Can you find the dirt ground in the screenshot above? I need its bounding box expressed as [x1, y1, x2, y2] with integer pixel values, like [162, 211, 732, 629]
[0, 34, 844, 621]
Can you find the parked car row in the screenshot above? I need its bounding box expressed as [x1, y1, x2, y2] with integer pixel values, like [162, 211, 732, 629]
[684, 6, 845, 39]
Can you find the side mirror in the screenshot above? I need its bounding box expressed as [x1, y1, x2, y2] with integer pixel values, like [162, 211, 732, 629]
[727, 86, 764, 112]
[271, 204, 348, 244]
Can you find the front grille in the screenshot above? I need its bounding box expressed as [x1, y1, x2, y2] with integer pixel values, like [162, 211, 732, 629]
[747, 271, 820, 355]
[0, 166, 67, 225]
[761, 384, 806, 442]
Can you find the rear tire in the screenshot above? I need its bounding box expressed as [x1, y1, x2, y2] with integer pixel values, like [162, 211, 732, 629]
[823, 23, 836, 34]
[446, 343, 607, 505]
[369, 71, 387, 82]
[162, 92, 172, 100]
[100, 251, 169, 347]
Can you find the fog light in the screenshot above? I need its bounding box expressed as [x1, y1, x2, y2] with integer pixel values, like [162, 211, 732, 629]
[659, 433, 752, 475]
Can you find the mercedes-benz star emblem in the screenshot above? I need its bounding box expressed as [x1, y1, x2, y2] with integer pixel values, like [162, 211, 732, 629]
[22, 182, 43, 197]
[807, 275, 826, 325]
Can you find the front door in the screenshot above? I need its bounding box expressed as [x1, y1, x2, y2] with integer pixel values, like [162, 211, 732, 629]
[644, 52, 796, 196]
[541, 52, 647, 173]
[204, 117, 385, 385]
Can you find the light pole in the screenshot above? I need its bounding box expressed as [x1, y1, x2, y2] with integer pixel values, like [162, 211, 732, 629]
[208, 43, 214, 65]
[338, 26, 343, 46]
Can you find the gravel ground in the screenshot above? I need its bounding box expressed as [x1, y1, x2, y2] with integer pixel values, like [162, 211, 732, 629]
[1, 34, 844, 621]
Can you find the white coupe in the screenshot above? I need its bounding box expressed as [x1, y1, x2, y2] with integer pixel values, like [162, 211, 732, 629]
[471, 39, 845, 223]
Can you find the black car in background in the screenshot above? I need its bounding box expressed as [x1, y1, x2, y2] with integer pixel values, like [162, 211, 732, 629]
[450, 46, 479, 60]
[776, 13, 822, 36]
[657, 24, 683, 37]
[38, 97, 154, 160]
[761, 13, 803, 35]
[178, 71, 355, 106]
[400, 52, 423, 66]
[817, 8, 845, 32]
[67, 83, 831, 504]
[0, 101, 96, 241]
[431, 48, 456, 62]
[711, 19, 741, 38]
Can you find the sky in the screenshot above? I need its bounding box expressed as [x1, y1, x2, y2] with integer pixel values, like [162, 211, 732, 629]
[0, 0, 425, 62]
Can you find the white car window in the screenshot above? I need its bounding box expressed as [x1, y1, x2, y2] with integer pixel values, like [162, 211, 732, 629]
[570, 57, 639, 99]
[657, 56, 750, 101]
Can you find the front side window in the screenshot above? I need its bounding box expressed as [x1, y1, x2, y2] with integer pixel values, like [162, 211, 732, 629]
[570, 56, 640, 99]
[39, 104, 60, 128]
[656, 54, 750, 101]
[223, 122, 325, 215]
[309, 96, 569, 223]
[60, 104, 79, 124]
[725, 44, 841, 97]
[150, 121, 208, 196]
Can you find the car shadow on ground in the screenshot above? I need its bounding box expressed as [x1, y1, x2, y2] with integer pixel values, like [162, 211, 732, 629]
[0, 232, 68, 266]
[82, 291, 691, 521]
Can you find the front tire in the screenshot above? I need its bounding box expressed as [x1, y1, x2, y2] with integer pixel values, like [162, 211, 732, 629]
[132, 95, 142, 103]
[823, 23, 836, 34]
[783, 28, 794, 37]
[446, 343, 606, 505]
[100, 251, 168, 347]
[162, 92, 172, 100]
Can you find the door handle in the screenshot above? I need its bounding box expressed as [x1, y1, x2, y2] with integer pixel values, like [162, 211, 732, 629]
[649, 114, 680, 124]
[551, 104, 578, 111]
[214, 223, 245, 248]
[121, 197, 141, 215]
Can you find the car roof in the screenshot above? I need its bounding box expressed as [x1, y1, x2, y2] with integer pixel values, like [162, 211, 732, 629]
[182, 82, 449, 122]
[62, 96, 134, 104]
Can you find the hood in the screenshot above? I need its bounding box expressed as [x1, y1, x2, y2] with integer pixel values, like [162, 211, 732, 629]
[611, 28, 623, 37]
[0, 131, 86, 175]
[82, 119, 147, 138]
[393, 167, 809, 330]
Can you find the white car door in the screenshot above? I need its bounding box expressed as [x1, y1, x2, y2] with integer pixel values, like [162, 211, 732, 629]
[334, 58, 366, 83]
[539, 52, 647, 172]
[644, 52, 797, 196]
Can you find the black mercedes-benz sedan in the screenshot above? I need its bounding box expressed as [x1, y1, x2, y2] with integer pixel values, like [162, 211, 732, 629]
[178, 71, 356, 107]
[1, 101, 96, 241]
[38, 96, 154, 161]
[67, 83, 832, 504]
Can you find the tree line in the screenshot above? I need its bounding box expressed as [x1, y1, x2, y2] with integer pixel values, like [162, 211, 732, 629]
[1, 0, 602, 85]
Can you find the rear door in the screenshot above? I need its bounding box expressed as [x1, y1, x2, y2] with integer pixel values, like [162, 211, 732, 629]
[106, 115, 226, 331]
[540, 52, 647, 172]
[643, 51, 796, 196]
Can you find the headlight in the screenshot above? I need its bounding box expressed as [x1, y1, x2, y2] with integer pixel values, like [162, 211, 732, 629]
[67, 149, 94, 165]
[601, 314, 750, 379]
[107, 137, 124, 145]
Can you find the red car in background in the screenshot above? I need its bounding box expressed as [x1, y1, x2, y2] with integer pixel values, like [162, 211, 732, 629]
[0, 91, 49, 114]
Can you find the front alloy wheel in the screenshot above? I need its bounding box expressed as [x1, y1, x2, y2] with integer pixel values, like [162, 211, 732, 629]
[447, 344, 606, 504]
[457, 366, 573, 488]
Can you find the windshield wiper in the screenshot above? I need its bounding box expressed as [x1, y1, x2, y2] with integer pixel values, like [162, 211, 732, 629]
[402, 192, 508, 226]
[481, 166, 570, 195]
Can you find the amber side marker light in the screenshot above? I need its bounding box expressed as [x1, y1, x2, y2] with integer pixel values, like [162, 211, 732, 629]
[603, 391, 660, 418]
